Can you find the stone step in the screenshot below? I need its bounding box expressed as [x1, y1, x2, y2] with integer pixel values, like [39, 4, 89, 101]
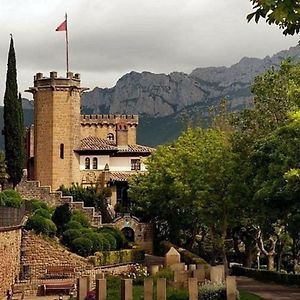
[16, 179, 102, 226]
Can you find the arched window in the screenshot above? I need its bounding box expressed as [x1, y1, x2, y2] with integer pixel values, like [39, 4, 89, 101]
[85, 157, 90, 170]
[107, 133, 114, 141]
[60, 144, 64, 159]
[92, 157, 98, 170]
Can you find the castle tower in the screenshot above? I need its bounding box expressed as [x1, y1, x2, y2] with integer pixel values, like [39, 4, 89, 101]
[27, 71, 86, 190]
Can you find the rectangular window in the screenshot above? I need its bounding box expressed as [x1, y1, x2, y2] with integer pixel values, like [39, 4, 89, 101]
[131, 159, 141, 171]
[60, 144, 64, 159]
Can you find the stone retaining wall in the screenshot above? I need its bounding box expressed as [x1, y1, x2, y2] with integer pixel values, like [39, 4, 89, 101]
[0, 227, 22, 297]
[20, 230, 92, 281]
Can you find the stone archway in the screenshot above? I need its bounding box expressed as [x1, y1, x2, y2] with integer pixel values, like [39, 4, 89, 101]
[121, 227, 135, 242]
[112, 215, 154, 254]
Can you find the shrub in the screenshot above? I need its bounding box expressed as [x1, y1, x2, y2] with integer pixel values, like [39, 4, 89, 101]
[34, 208, 52, 219]
[82, 232, 104, 253]
[71, 237, 93, 257]
[93, 249, 145, 266]
[62, 229, 81, 247]
[232, 266, 300, 286]
[26, 214, 57, 236]
[52, 203, 71, 233]
[99, 235, 111, 251]
[81, 228, 94, 235]
[120, 264, 148, 284]
[97, 227, 125, 249]
[26, 199, 49, 212]
[64, 220, 83, 231]
[71, 210, 90, 227]
[0, 189, 22, 208]
[198, 282, 226, 300]
[153, 267, 174, 281]
[102, 233, 117, 250]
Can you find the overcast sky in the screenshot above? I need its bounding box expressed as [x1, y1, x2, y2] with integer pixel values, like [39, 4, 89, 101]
[0, 0, 299, 101]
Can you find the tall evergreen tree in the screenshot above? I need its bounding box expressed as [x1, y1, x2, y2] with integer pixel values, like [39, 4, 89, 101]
[3, 35, 24, 187]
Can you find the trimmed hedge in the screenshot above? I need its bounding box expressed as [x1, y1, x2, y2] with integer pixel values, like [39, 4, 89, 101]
[161, 241, 209, 267]
[91, 248, 145, 266]
[0, 189, 23, 208]
[232, 266, 300, 286]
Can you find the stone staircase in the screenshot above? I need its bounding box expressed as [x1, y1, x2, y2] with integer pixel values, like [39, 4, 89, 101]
[16, 179, 102, 227]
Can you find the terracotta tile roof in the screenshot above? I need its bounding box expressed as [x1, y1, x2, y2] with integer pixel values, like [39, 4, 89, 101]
[75, 136, 117, 151]
[75, 136, 155, 153]
[110, 171, 145, 182]
[117, 144, 155, 153]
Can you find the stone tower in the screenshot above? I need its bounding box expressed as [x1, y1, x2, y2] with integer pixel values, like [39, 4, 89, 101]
[27, 71, 85, 190]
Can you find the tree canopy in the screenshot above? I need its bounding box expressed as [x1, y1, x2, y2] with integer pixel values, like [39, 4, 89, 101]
[248, 0, 300, 35]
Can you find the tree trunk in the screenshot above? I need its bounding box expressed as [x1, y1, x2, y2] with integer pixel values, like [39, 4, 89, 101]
[244, 244, 254, 268]
[267, 255, 275, 271]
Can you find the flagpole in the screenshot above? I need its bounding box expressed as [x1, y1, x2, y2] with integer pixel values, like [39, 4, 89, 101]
[65, 13, 69, 73]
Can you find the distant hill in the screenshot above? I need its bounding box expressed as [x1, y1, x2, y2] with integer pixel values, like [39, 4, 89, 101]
[0, 45, 299, 149]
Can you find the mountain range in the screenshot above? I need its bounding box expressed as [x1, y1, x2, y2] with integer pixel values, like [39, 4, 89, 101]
[1, 44, 300, 149]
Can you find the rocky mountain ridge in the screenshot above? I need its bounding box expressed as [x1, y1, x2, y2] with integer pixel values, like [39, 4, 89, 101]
[81, 45, 300, 117]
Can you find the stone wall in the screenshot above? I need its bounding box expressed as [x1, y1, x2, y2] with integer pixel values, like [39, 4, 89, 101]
[20, 230, 92, 281]
[0, 227, 22, 297]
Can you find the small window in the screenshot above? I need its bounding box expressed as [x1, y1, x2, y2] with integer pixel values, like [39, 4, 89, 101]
[131, 159, 141, 171]
[60, 144, 64, 159]
[107, 133, 114, 141]
[85, 157, 90, 170]
[92, 157, 98, 170]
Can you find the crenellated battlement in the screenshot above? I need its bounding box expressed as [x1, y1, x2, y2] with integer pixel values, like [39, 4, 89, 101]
[81, 114, 139, 125]
[27, 71, 85, 91]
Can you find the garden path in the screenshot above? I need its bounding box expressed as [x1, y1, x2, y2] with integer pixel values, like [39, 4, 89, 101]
[237, 276, 300, 300]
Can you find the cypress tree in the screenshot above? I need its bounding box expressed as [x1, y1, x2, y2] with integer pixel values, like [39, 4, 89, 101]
[3, 35, 24, 187]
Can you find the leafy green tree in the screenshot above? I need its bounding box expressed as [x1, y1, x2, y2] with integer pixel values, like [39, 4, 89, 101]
[230, 60, 300, 270]
[3, 36, 24, 187]
[129, 127, 240, 268]
[248, 0, 300, 35]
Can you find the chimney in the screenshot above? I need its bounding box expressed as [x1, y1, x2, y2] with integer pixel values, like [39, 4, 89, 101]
[116, 123, 128, 148]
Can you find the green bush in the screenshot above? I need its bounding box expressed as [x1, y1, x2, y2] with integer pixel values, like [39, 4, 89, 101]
[62, 229, 81, 247]
[26, 214, 57, 236]
[64, 220, 83, 231]
[71, 210, 90, 227]
[26, 199, 49, 212]
[52, 203, 71, 233]
[81, 228, 94, 235]
[102, 233, 117, 250]
[82, 232, 104, 253]
[97, 227, 125, 249]
[93, 248, 145, 266]
[34, 208, 52, 219]
[232, 266, 300, 286]
[99, 235, 111, 251]
[0, 189, 23, 208]
[71, 237, 93, 257]
[198, 282, 226, 300]
[153, 267, 174, 281]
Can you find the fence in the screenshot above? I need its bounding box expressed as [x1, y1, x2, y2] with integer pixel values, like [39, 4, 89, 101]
[0, 203, 25, 227]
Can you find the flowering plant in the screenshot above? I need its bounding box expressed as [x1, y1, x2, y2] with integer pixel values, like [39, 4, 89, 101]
[120, 263, 149, 284]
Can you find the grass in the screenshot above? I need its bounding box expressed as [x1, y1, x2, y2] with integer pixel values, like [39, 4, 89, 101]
[240, 290, 264, 300]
